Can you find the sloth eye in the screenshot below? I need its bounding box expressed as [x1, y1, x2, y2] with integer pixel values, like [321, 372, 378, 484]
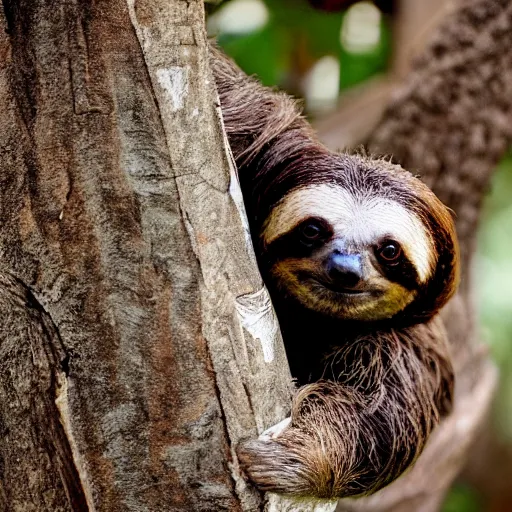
[377, 240, 402, 263]
[299, 220, 326, 246]
[302, 223, 322, 239]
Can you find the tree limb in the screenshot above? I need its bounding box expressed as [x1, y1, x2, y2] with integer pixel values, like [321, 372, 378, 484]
[334, 1, 512, 510]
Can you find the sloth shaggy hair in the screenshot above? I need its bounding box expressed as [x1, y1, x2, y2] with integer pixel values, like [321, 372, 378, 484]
[211, 45, 457, 499]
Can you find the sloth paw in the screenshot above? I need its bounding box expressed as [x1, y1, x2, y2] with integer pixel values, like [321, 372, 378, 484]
[237, 434, 308, 496]
[237, 421, 348, 499]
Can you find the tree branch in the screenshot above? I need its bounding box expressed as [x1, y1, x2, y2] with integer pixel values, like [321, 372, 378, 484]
[334, 1, 512, 510]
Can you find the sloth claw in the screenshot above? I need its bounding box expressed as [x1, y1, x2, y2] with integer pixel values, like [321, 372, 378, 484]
[238, 423, 348, 499]
[260, 417, 292, 440]
[237, 436, 306, 495]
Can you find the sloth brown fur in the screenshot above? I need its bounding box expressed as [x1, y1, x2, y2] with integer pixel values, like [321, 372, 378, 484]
[211, 46, 459, 499]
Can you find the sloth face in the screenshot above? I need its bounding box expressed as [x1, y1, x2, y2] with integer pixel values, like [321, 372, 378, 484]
[260, 183, 449, 322]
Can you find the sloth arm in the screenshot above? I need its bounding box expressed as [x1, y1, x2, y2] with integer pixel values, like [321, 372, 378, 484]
[238, 318, 453, 499]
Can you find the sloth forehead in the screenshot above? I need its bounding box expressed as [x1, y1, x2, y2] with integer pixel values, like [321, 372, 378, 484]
[262, 184, 435, 282]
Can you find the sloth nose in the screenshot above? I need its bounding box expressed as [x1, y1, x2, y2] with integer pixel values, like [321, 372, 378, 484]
[326, 253, 363, 289]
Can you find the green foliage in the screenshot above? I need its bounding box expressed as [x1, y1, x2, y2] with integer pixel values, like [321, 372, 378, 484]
[442, 483, 482, 512]
[477, 153, 512, 443]
[338, 20, 391, 89]
[212, 0, 391, 103]
[218, 23, 292, 86]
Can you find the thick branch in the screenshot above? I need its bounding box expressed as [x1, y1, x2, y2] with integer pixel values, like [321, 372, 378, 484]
[0, 0, 236, 507]
[334, 1, 511, 510]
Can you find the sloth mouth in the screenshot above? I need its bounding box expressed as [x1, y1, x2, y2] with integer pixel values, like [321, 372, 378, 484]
[325, 286, 368, 296]
[311, 279, 370, 296]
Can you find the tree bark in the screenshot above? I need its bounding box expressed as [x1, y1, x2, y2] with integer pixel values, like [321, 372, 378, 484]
[0, 0, 320, 510]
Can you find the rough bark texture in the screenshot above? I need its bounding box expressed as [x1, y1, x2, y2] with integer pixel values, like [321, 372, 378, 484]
[0, 0, 307, 510]
[335, 0, 512, 510]
[0, 273, 87, 511]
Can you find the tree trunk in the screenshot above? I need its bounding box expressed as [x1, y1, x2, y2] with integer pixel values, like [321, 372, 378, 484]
[0, 0, 319, 510]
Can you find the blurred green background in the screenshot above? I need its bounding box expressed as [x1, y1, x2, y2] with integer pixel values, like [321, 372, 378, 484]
[207, 1, 512, 510]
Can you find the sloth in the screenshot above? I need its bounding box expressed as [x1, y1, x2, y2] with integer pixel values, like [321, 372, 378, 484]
[211, 46, 459, 499]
